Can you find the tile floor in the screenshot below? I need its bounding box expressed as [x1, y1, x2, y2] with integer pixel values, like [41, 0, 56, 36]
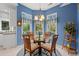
[0, 45, 22, 56]
[0, 45, 78, 56]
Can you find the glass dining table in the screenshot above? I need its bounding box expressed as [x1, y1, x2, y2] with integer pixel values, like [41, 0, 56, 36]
[34, 32, 45, 56]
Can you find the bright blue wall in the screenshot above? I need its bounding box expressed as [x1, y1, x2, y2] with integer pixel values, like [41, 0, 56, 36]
[17, 3, 33, 45]
[77, 4, 79, 54]
[45, 4, 77, 46]
[17, 3, 77, 49]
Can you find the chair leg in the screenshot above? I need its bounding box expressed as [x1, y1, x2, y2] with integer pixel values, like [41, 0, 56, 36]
[54, 49, 57, 56]
[24, 49, 26, 56]
[50, 52, 52, 56]
[75, 51, 77, 54]
[54, 49, 56, 54]
[30, 52, 32, 56]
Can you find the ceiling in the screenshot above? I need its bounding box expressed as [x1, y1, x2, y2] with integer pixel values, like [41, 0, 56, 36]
[21, 3, 60, 10]
[1, 3, 70, 10]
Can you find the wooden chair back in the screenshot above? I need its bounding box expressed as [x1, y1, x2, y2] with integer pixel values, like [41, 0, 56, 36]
[28, 32, 34, 40]
[44, 32, 50, 40]
[23, 35, 31, 51]
[51, 35, 58, 51]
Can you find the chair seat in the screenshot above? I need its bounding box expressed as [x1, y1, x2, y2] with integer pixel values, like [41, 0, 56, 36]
[41, 43, 51, 51]
[31, 40, 34, 43]
[25, 43, 39, 53]
[31, 43, 39, 52]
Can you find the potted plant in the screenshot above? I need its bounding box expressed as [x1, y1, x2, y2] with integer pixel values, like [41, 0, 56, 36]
[64, 22, 76, 35]
[64, 22, 76, 48]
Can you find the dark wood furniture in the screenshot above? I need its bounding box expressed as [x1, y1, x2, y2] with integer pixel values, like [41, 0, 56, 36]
[23, 35, 39, 56]
[44, 32, 50, 41]
[28, 32, 35, 42]
[41, 35, 58, 56]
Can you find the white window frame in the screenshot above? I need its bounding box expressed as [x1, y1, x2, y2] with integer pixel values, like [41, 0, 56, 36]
[21, 12, 32, 34]
[46, 12, 57, 34]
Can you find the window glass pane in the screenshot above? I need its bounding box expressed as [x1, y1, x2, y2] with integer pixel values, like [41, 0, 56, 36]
[2, 21, 9, 30]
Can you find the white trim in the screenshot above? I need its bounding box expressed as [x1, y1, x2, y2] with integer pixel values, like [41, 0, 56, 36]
[59, 3, 70, 7]
[46, 12, 57, 34]
[21, 12, 32, 20]
[47, 12, 57, 20]
[21, 12, 32, 35]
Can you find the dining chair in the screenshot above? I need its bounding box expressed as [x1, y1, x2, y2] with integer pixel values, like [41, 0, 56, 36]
[23, 35, 39, 56]
[44, 32, 51, 43]
[28, 32, 35, 43]
[41, 34, 58, 56]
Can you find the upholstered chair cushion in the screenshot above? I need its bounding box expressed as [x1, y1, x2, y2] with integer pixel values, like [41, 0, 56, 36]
[41, 43, 51, 51]
[31, 40, 34, 43]
[31, 43, 39, 51]
[25, 43, 39, 52]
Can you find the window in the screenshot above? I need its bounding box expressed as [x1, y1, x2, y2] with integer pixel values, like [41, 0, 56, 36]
[21, 12, 32, 34]
[46, 12, 57, 34]
[2, 21, 9, 30]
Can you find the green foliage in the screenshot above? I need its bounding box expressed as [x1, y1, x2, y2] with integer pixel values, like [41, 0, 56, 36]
[50, 25, 56, 32]
[64, 22, 76, 34]
[23, 22, 30, 33]
[36, 24, 42, 31]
